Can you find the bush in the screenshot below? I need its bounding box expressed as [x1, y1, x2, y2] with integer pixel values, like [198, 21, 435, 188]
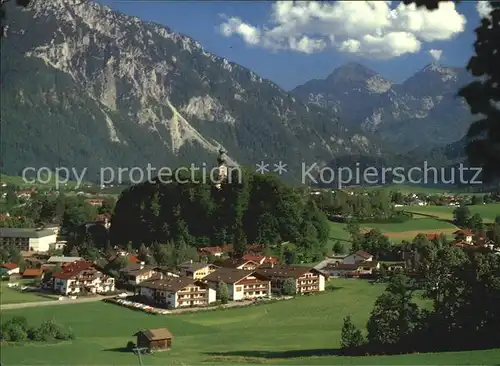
[340, 315, 365, 350]
[5, 324, 27, 342]
[127, 341, 136, 351]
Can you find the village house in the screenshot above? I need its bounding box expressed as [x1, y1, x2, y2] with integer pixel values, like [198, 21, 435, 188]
[137, 275, 216, 308]
[342, 250, 374, 265]
[256, 265, 326, 294]
[203, 268, 271, 300]
[426, 233, 440, 241]
[1, 263, 20, 275]
[119, 262, 160, 285]
[324, 261, 380, 278]
[0, 228, 57, 252]
[242, 254, 280, 266]
[42, 223, 61, 236]
[86, 198, 104, 207]
[198, 246, 223, 257]
[218, 258, 261, 270]
[178, 261, 219, 279]
[453, 230, 474, 244]
[49, 241, 67, 251]
[135, 328, 173, 352]
[52, 261, 115, 295]
[47, 256, 84, 266]
[22, 268, 43, 279]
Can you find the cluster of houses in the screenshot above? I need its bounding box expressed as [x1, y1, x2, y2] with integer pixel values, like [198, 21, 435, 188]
[120, 252, 327, 309]
[314, 250, 383, 278]
[2, 243, 328, 309]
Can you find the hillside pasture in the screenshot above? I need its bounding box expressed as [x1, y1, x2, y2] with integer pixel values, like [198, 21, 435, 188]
[361, 218, 458, 242]
[405, 204, 500, 223]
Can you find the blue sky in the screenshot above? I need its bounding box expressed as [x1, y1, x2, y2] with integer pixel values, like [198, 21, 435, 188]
[97, 1, 484, 90]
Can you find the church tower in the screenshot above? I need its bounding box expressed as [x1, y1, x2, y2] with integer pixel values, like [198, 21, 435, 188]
[215, 148, 228, 189]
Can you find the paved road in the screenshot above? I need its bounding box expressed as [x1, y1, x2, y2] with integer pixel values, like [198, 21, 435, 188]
[1, 294, 120, 310]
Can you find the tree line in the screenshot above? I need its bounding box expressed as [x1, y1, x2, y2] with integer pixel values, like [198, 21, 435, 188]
[110, 169, 330, 263]
[341, 244, 500, 355]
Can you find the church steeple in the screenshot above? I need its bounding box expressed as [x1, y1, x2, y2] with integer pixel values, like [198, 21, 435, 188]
[215, 148, 229, 189]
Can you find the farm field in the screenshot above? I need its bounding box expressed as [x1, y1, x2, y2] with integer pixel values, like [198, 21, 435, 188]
[362, 218, 459, 241]
[406, 203, 500, 223]
[0, 281, 55, 304]
[2, 279, 499, 365]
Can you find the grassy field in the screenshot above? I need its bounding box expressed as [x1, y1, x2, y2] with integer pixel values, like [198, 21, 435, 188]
[2, 279, 499, 365]
[406, 204, 500, 223]
[362, 218, 459, 241]
[0, 281, 55, 305]
[347, 184, 459, 195]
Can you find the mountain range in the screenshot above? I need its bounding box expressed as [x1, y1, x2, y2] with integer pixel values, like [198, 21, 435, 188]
[0, 0, 472, 185]
[292, 62, 474, 153]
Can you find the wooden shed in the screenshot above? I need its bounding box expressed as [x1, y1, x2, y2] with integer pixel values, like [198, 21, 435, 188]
[134, 328, 173, 351]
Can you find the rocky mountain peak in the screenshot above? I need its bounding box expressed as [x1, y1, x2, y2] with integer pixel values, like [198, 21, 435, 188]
[1, 0, 383, 180]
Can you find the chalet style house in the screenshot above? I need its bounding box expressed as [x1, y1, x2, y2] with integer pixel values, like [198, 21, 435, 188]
[119, 263, 160, 285]
[256, 265, 326, 294]
[203, 268, 271, 300]
[218, 258, 260, 270]
[198, 246, 223, 257]
[137, 275, 216, 308]
[52, 261, 115, 295]
[178, 262, 219, 279]
[342, 250, 374, 264]
[324, 261, 380, 277]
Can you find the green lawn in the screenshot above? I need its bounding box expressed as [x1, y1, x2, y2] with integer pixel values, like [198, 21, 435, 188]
[406, 204, 500, 223]
[327, 221, 351, 252]
[0, 281, 55, 305]
[2, 279, 499, 365]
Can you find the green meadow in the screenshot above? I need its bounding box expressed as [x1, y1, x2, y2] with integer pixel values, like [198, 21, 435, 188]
[0, 281, 56, 305]
[406, 203, 500, 223]
[2, 279, 499, 365]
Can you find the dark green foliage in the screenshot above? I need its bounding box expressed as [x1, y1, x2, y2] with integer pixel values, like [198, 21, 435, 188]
[0, 243, 21, 264]
[1, 316, 73, 343]
[366, 274, 421, 347]
[216, 281, 229, 304]
[110, 171, 329, 262]
[340, 315, 365, 350]
[281, 278, 296, 296]
[332, 241, 345, 255]
[453, 206, 471, 227]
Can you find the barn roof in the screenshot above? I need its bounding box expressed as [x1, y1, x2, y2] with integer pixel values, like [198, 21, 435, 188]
[135, 328, 173, 341]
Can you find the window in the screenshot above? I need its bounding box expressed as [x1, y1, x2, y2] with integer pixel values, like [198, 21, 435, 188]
[236, 286, 242, 292]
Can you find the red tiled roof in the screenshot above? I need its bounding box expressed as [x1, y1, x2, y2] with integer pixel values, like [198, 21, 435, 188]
[22, 268, 42, 277]
[52, 261, 94, 280]
[1, 263, 18, 270]
[247, 244, 264, 252]
[426, 233, 439, 240]
[242, 254, 279, 265]
[128, 255, 140, 264]
[355, 250, 372, 259]
[220, 244, 233, 253]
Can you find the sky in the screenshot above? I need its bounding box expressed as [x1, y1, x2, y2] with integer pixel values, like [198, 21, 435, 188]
[97, 1, 493, 90]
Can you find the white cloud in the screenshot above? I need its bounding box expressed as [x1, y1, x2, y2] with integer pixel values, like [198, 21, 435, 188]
[219, 1, 467, 59]
[429, 49, 443, 62]
[476, 1, 493, 19]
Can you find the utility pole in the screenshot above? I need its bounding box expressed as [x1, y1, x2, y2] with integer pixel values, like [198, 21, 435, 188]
[132, 346, 148, 366]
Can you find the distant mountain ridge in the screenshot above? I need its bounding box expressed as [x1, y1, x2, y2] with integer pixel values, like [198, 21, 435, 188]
[292, 62, 474, 152]
[0, 0, 390, 182]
